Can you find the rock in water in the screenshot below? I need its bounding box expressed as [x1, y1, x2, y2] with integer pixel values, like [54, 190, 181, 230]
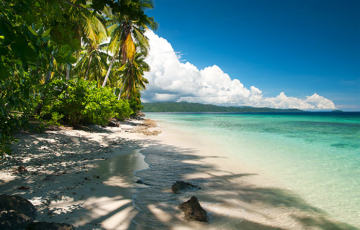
[0, 194, 37, 229]
[178, 196, 208, 222]
[26, 221, 76, 230]
[172, 181, 200, 194]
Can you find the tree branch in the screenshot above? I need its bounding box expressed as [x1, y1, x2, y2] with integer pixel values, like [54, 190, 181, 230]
[62, 1, 86, 10]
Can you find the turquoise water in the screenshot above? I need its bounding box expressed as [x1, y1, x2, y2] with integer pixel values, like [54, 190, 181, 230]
[145, 112, 360, 227]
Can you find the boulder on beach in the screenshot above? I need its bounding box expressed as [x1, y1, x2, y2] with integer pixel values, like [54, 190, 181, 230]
[171, 181, 200, 194]
[107, 119, 120, 127]
[178, 196, 208, 222]
[0, 210, 34, 230]
[0, 194, 37, 229]
[137, 111, 145, 117]
[26, 221, 76, 230]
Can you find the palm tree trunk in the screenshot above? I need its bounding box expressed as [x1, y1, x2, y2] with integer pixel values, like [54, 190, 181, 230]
[102, 55, 116, 87]
[84, 54, 93, 80]
[117, 67, 131, 100]
[126, 80, 132, 100]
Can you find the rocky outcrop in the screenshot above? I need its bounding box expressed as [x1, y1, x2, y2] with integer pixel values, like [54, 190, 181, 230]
[137, 111, 145, 117]
[178, 196, 208, 222]
[172, 181, 200, 194]
[26, 221, 76, 230]
[0, 194, 37, 229]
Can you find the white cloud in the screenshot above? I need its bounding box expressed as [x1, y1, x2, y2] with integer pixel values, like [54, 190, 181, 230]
[142, 30, 336, 110]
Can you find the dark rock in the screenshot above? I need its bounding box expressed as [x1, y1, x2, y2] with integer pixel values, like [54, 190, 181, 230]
[171, 181, 200, 194]
[0, 194, 37, 229]
[107, 120, 119, 127]
[18, 186, 30, 190]
[135, 179, 151, 186]
[0, 210, 33, 230]
[0, 194, 36, 220]
[178, 196, 208, 222]
[26, 221, 76, 230]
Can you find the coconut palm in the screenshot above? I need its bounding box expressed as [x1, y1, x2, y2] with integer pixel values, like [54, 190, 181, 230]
[116, 52, 150, 100]
[73, 42, 110, 81]
[102, 0, 158, 87]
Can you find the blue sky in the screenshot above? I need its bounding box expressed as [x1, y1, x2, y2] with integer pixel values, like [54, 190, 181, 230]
[144, 0, 360, 111]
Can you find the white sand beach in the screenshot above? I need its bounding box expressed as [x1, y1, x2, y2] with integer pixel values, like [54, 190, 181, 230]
[0, 119, 354, 230]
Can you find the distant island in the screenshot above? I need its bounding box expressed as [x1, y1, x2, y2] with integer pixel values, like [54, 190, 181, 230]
[142, 101, 303, 113]
[331, 110, 344, 112]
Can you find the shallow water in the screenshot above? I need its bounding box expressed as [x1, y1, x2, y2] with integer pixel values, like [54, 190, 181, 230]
[145, 112, 360, 227]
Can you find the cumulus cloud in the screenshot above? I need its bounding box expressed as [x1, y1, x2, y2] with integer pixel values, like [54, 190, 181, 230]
[142, 31, 336, 110]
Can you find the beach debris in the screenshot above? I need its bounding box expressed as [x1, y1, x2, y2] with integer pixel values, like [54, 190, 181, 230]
[0, 194, 37, 229]
[178, 196, 208, 222]
[172, 181, 200, 194]
[18, 186, 30, 190]
[26, 221, 76, 230]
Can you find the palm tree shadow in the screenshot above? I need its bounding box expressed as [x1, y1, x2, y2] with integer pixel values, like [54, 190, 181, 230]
[1, 130, 358, 230]
[129, 143, 358, 230]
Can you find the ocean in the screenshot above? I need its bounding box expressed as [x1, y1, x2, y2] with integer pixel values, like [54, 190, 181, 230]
[144, 112, 360, 227]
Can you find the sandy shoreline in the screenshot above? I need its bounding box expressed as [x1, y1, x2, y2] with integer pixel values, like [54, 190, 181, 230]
[0, 118, 356, 229]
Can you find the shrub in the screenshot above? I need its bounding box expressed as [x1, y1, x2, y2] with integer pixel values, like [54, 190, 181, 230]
[41, 79, 131, 126]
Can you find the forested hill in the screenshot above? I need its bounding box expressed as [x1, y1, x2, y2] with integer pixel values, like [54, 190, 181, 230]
[142, 102, 303, 113]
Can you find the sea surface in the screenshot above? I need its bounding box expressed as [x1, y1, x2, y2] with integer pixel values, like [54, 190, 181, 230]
[144, 112, 360, 227]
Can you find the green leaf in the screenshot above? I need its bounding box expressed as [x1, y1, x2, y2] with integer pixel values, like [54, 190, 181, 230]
[61, 44, 72, 55]
[27, 26, 37, 36]
[42, 28, 51, 38]
[67, 55, 78, 64]
[24, 13, 35, 24]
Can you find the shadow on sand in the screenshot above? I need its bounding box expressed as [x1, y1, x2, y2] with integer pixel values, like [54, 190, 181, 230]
[0, 126, 357, 230]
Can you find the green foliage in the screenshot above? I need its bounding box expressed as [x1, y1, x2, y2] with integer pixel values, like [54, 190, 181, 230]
[142, 102, 304, 113]
[41, 79, 131, 126]
[0, 113, 26, 155]
[0, 0, 155, 155]
[129, 91, 144, 117]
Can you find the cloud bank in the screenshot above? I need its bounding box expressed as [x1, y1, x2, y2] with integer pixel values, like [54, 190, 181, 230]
[142, 31, 336, 110]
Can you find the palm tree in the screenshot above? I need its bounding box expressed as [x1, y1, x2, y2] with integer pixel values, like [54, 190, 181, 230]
[116, 52, 150, 100]
[73, 42, 110, 81]
[102, 0, 158, 87]
[68, 3, 110, 80]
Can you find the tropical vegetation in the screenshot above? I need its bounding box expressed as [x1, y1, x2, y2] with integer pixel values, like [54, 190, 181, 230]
[142, 102, 304, 113]
[0, 0, 157, 155]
